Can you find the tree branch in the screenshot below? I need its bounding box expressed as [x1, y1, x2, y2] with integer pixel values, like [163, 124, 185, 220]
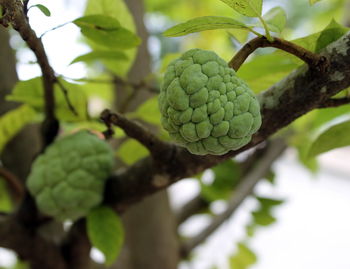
[113, 75, 159, 113]
[105, 32, 350, 211]
[317, 97, 350, 108]
[100, 109, 174, 162]
[0, 0, 58, 147]
[0, 166, 24, 201]
[229, 36, 328, 72]
[0, 215, 67, 269]
[180, 139, 287, 257]
[61, 220, 91, 269]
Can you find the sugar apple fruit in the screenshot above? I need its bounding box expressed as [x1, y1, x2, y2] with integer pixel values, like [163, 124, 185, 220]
[158, 48, 262, 155]
[26, 131, 114, 221]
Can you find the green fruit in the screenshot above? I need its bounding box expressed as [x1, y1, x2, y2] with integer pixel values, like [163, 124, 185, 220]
[159, 49, 262, 155]
[26, 131, 114, 221]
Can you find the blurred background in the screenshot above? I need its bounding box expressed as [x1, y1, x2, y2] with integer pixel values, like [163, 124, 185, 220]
[0, 0, 350, 268]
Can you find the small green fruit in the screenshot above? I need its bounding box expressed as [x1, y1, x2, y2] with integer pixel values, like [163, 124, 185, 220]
[159, 49, 262, 155]
[26, 131, 114, 221]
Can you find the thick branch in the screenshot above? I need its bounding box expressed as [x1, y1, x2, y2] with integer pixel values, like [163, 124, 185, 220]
[179, 139, 287, 257]
[229, 36, 328, 71]
[0, 0, 58, 146]
[0, 215, 67, 269]
[61, 220, 91, 269]
[175, 196, 208, 226]
[105, 32, 350, 211]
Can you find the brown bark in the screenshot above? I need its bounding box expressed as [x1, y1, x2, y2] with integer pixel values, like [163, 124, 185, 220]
[0, 27, 17, 114]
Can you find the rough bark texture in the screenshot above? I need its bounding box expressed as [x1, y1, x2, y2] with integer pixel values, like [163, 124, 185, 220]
[0, 27, 17, 114]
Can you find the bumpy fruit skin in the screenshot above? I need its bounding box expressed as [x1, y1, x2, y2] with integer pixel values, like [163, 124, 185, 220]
[159, 48, 262, 155]
[26, 131, 114, 221]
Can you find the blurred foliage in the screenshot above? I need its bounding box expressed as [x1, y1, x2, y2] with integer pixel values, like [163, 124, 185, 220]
[6, 77, 88, 122]
[117, 139, 149, 165]
[0, 105, 37, 153]
[0, 180, 12, 212]
[308, 119, 350, 157]
[229, 242, 257, 269]
[201, 160, 241, 202]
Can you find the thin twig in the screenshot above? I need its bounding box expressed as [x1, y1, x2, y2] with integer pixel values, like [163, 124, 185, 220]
[55, 79, 78, 116]
[180, 139, 287, 258]
[113, 75, 159, 113]
[1, 0, 59, 147]
[229, 36, 329, 72]
[100, 109, 171, 160]
[63, 76, 114, 84]
[318, 97, 350, 108]
[113, 76, 159, 94]
[40, 21, 72, 39]
[0, 166, 24, 202]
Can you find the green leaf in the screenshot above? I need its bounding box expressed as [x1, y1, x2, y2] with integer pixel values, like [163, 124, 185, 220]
[0, 105, 37, 153]
[314, 20, 349, 52]
[128, 96, 161, 126]
[87, 206, 124, 266]
[308, 120, 350, 157]
[291, 132, 319, 172]
[74, 15, 140, 49]
[70, 50, 128, 65]
[256, 196, 284, 208]
[251, 209, 276, 226]
[277, 20, 348, 64]
[245, 223, 256, 237]
[74, 15, 121, 29]
[262, 6, 287, 33]
[219, 0, 262, 17]
[84, 0, 138, 76]
[117, 139, 149, 165]
[6, 77, 88, 122]
[201, 160, 241, 202]
[265, 170, 276, 184]
[32, 4, 51, 16]
[163, 16, 250, 37]
[229, 242, 257, 268]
